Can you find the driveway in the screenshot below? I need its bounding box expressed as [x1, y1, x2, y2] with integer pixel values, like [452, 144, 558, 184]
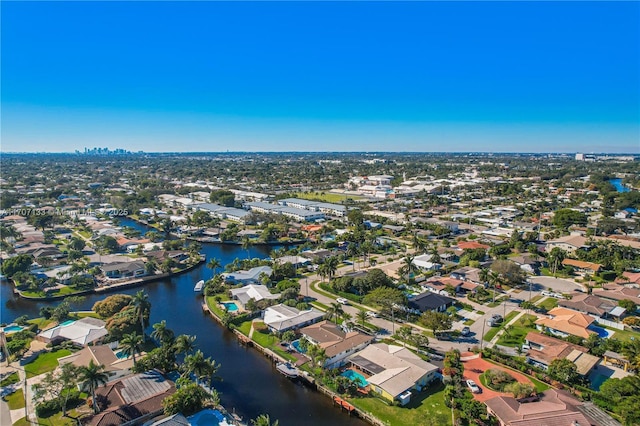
[462, 355, 536, 402]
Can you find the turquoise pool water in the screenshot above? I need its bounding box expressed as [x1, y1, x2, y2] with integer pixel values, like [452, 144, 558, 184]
[222, 302, 238, 312]
[291, 340, 307, 353]
[341, 369, 369, 387]
[3, 325, 25, 333]
[60, 320, 76, 326]
[187, 408, 227, 426]
[115, 350, 129, 359]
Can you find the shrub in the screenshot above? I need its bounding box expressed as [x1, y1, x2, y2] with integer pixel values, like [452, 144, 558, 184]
[484, 369, 516, 392]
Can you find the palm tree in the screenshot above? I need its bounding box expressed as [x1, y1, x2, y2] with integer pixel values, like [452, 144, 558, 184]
[326, 257, 339, 280]
[120, 332, 143, 367]
[399, 255, 418, 284]
[251, 414, 280, 426]
[207, 258, 221, 276]
[174, 334, 197, 355]
[131, 290, 150, 343]
[317, 264, 329, 282]
[183, 350, 211, 386]
[241, 236, 252, 259]
[151, 320, 175, 346]
[356, 310, 368, 327]
[79, 360, 109, 414]
[325, 302, 345, 324]
[346, 243, 358, 271]
[489, 271, 501, 304]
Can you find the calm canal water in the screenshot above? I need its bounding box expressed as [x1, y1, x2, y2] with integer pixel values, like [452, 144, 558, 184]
[1, 218, 366, 426]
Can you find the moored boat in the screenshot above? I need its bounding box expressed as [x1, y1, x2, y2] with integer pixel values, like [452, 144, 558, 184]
[194, 279, 205, 292]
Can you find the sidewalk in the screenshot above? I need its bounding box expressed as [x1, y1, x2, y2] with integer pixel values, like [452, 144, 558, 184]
[487, 310, 527, 348]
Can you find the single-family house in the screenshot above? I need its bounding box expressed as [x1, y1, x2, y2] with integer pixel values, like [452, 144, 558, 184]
[230, 284, 280, 308]
[561, 258, 602, 275]
[101, 261, 147, 279]
[85, 370, 176, 426]
[545, 234, 590, 254]
[300, 321, 374, 367]
[525, 332, 599, 376]
[457, 241, 489, 251]
[407, 292, 456, 314]
[485, 389, 613, 426]
[262, 304, 324, 333]
[450, 266, 483, 285]
[346, 343, 439, 405]
[222, 266, 273, 285]
[411, 254, 441, 271]
[559, 293, 623, 319]
[37, 317, 108, 346]
[592, 284, 640, 307]
[535, 307, 596, 339]
[58, 345, 133, 381]
[510, 254, 540, 275]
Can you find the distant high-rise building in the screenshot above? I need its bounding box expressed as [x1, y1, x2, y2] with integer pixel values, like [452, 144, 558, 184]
[575, 153, 585, 161]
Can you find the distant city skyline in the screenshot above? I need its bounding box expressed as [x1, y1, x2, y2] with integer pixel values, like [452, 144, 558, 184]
[2, 2, 639, 153]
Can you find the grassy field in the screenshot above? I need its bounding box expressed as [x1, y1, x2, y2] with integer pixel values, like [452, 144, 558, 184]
[3, 389, 25, 410]
[236, 320, 253, 336]
[537, 297, 558, 311]
[310, 301, 329, 311]
[13, 406, 86, 426]
[528, 295, 543, 304]
[0, 372, 19, 387]
[349, 382, 450, 426]
[250, 322, 297, 362]
[25, 349, 72, 378]
[295, 192, 363, 203]
[484, 359, 551, 393]
[496, 314, 538, 347]
[608, 326, 640, 342]
[205, 296, 231, 318]
[483, 311, 520, 342]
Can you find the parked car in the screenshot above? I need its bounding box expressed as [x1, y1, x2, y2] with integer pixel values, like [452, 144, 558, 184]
[336, 297, 349, 305]
[487, 314, 503, 327]
[467, 379, 481, 393]
[461, 326, 471, 336]
[366, 311, 379, 318]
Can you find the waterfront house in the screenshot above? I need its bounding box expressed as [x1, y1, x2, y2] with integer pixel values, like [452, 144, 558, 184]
[37, 317, 108, 347]
[300, 321, 374, 367]
[262, 304, 324, 333]
[222, 266, 273, 285]
[58, 344, 133, 381]
[534, 307, 596, 339]
[485, 389, 611, 426]
[524, 332, 600, 376]
[345, 343, 439, 405]
[230, 284, 280, 308]
[101, 261, 147, 279]
[85, 370, 176, 426]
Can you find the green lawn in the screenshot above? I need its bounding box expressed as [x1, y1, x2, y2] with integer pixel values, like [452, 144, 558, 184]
[349, 382, 450, 426]
[25, 349, 72, 378]
[496, 314, 538, 347]
[295, 192, 363, 203]
[3, 389, 25, 410]
[528, 295, 543, 304]
[537, 297, 558, 311]
[463, 319, 475, 326]
[237, 320, 253, 336]
[483, 311, 520, 342]
[205, 296, 231, 318]
[250, 326, 297, 362]
[0, 372, 20, 387]
[310, 301, 329, 311]
[28, 317, 55, 330]
[13, 406, 86, 426]
[608, 326, 640, 342]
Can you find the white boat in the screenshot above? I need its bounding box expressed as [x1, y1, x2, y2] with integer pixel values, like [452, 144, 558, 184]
[194, 280, 205, 292]
[276, 362, 299, 379]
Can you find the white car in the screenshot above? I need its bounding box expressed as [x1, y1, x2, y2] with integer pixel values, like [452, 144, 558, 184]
[466, 379, 481, 394]
[336, 297, 349, 305]
[366, 311, 379, 318]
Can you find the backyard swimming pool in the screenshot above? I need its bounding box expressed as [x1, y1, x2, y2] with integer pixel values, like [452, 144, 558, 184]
[222, 302, 239, 312]
[291, 339, 307, 353]
[2, 325, 25, 334]
[187, 408, 230, 426]
[341, 369, 369, 387]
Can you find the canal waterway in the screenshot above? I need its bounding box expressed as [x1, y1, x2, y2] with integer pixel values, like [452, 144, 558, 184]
[609, 178, 630, 193]
[1, 218, 366, 426]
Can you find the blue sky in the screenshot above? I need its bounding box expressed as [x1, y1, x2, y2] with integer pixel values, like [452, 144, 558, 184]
[2, 1, 639, 153]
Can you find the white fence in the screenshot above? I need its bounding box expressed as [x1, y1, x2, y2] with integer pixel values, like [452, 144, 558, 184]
[593, 317, 624, 330]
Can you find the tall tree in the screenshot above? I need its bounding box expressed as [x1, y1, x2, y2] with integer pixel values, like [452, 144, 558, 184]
[32, 363, 79, 416]
[174, 334, 197, 355]
[79, 360, 109, 414]
[120, 332, 143, 367]
[131, 290, 151, 343]
[207, 258, 221, 276]
[420, 311, 453, 336]
[151, 320, 175, 346]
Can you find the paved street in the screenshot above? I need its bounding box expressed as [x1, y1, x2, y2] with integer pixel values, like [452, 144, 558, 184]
[528, 276, 584, 293]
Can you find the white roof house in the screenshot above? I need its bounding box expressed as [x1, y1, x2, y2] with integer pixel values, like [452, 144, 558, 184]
[262, 304, 324, 332]
[346, 343, 439, 404]
[412, 254, 441, 271]
[38, 317, 108, 346]
[222, 266, 273, 285]
[230, 284, 280, 307]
